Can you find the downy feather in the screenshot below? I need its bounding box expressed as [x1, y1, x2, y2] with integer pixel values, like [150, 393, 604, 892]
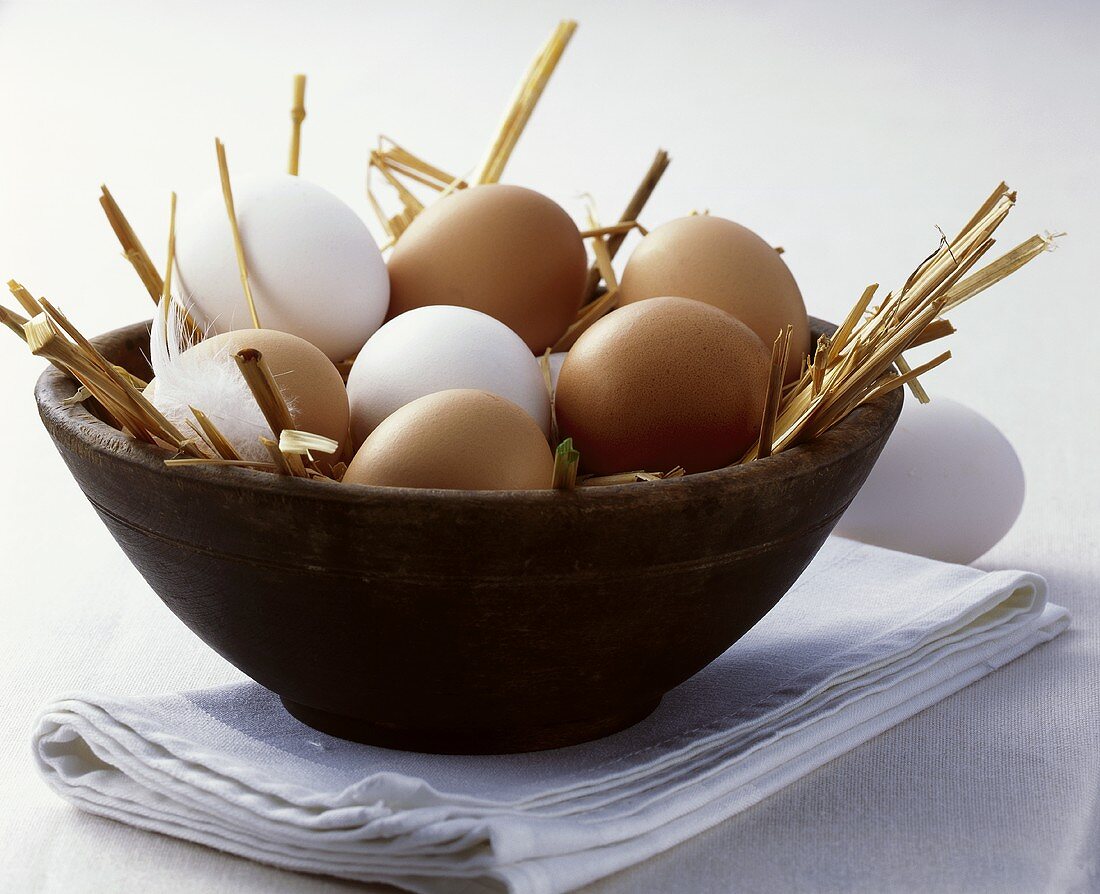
[148, 299, 292, 462]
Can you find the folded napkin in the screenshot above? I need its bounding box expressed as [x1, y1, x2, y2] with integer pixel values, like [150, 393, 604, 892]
[33, 538, 1068, 894]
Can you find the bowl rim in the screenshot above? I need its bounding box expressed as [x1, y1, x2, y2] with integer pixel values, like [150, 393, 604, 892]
[34, 316, 903, 508]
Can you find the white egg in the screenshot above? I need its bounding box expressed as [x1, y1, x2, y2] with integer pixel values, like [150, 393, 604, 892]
[347, 305, 551, 444]
[547, 351, 567, 394]
[175, 173, 389, 363]
[835, 396, 1025, 564]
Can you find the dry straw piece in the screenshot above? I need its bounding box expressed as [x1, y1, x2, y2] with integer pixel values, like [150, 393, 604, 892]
[99, 185, 163, 304]
[261, 436, 296, 476]
[279, 429, 340, 461]
[2, 89, 342, 482]
[578, 221, 645, 239]
[6, 280, 147, 389]
[475, 20, 577, 185]
[582, 149, 671, 303]
[99, 186, 201, 338]
[538, 348, 560, 445]
[0, 284, 342, 480]
[164, 456, 278, 472]
[215, 138, 262, 329]
[0, 303, 30, 340]
[21, 302, 207, 456]
[365, 20, 578, 248]
[188, 406, 241, 461]
[366, 136, 472, 246]
[232, 348, 307, 476]
[756, 325, 794, 460]
[740, 183, 1058, 464]
[374, 136, 467, 194]
[553, 151, 672, 351]
[288, 74, 307, 176]
[552, 202, 624, 352]
[160, 192, 178, 318]
[581, 467, 686, 487]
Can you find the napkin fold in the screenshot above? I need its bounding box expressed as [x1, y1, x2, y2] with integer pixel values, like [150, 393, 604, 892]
[32, 538, 1068, 894]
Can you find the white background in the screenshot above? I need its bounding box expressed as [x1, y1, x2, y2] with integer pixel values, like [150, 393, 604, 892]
[1, 1, 1098, 891]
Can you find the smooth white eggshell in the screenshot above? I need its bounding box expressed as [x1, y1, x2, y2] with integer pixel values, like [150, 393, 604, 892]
[347, 305, 551, 444]
[175, 173, 389, 362]
[835, 396, 1025, 564]
[547, 351, 567, 394]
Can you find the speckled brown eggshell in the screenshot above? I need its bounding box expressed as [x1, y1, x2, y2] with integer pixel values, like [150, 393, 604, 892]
[555, 297, 771, 475]
[343, 389, 555, 491]
[386, 184, 587, 353]
[182, 328, 351, 458]
[619, 215, 810, 381]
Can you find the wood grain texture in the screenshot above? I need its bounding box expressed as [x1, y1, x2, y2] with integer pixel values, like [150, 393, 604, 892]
[34, 319, 902, 754]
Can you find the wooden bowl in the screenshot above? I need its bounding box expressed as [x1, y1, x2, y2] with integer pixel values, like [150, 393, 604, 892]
[35, 318, 902, 754]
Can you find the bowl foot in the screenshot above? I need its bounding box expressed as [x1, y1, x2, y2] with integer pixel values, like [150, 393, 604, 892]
[279, 695, 663, 755]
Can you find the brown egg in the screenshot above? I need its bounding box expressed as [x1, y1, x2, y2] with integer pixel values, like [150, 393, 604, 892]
[619, 215, 810, 381]
[555, 297, 770, 475]
[386, 184, 587, 353]
[177, 328, 350, 457]
[344, 389, 554, 491]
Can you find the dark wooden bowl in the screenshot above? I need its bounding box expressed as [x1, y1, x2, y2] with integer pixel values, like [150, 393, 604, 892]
[34, 318, 901, 754]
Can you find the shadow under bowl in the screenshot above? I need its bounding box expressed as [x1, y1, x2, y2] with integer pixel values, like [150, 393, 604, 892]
[35, 318, 902, 754]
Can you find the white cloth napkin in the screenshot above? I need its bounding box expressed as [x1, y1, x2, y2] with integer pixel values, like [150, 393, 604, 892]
[32, 538, 1068, 894]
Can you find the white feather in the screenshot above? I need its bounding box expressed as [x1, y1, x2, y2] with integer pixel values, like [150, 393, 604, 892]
[149, 299, 281, 462]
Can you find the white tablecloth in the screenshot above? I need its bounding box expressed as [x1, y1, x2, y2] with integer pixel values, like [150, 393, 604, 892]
[1, 1, 1097, 891]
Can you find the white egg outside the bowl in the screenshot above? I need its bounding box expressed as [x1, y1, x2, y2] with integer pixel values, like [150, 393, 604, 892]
[835, 396, 1025, 565]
